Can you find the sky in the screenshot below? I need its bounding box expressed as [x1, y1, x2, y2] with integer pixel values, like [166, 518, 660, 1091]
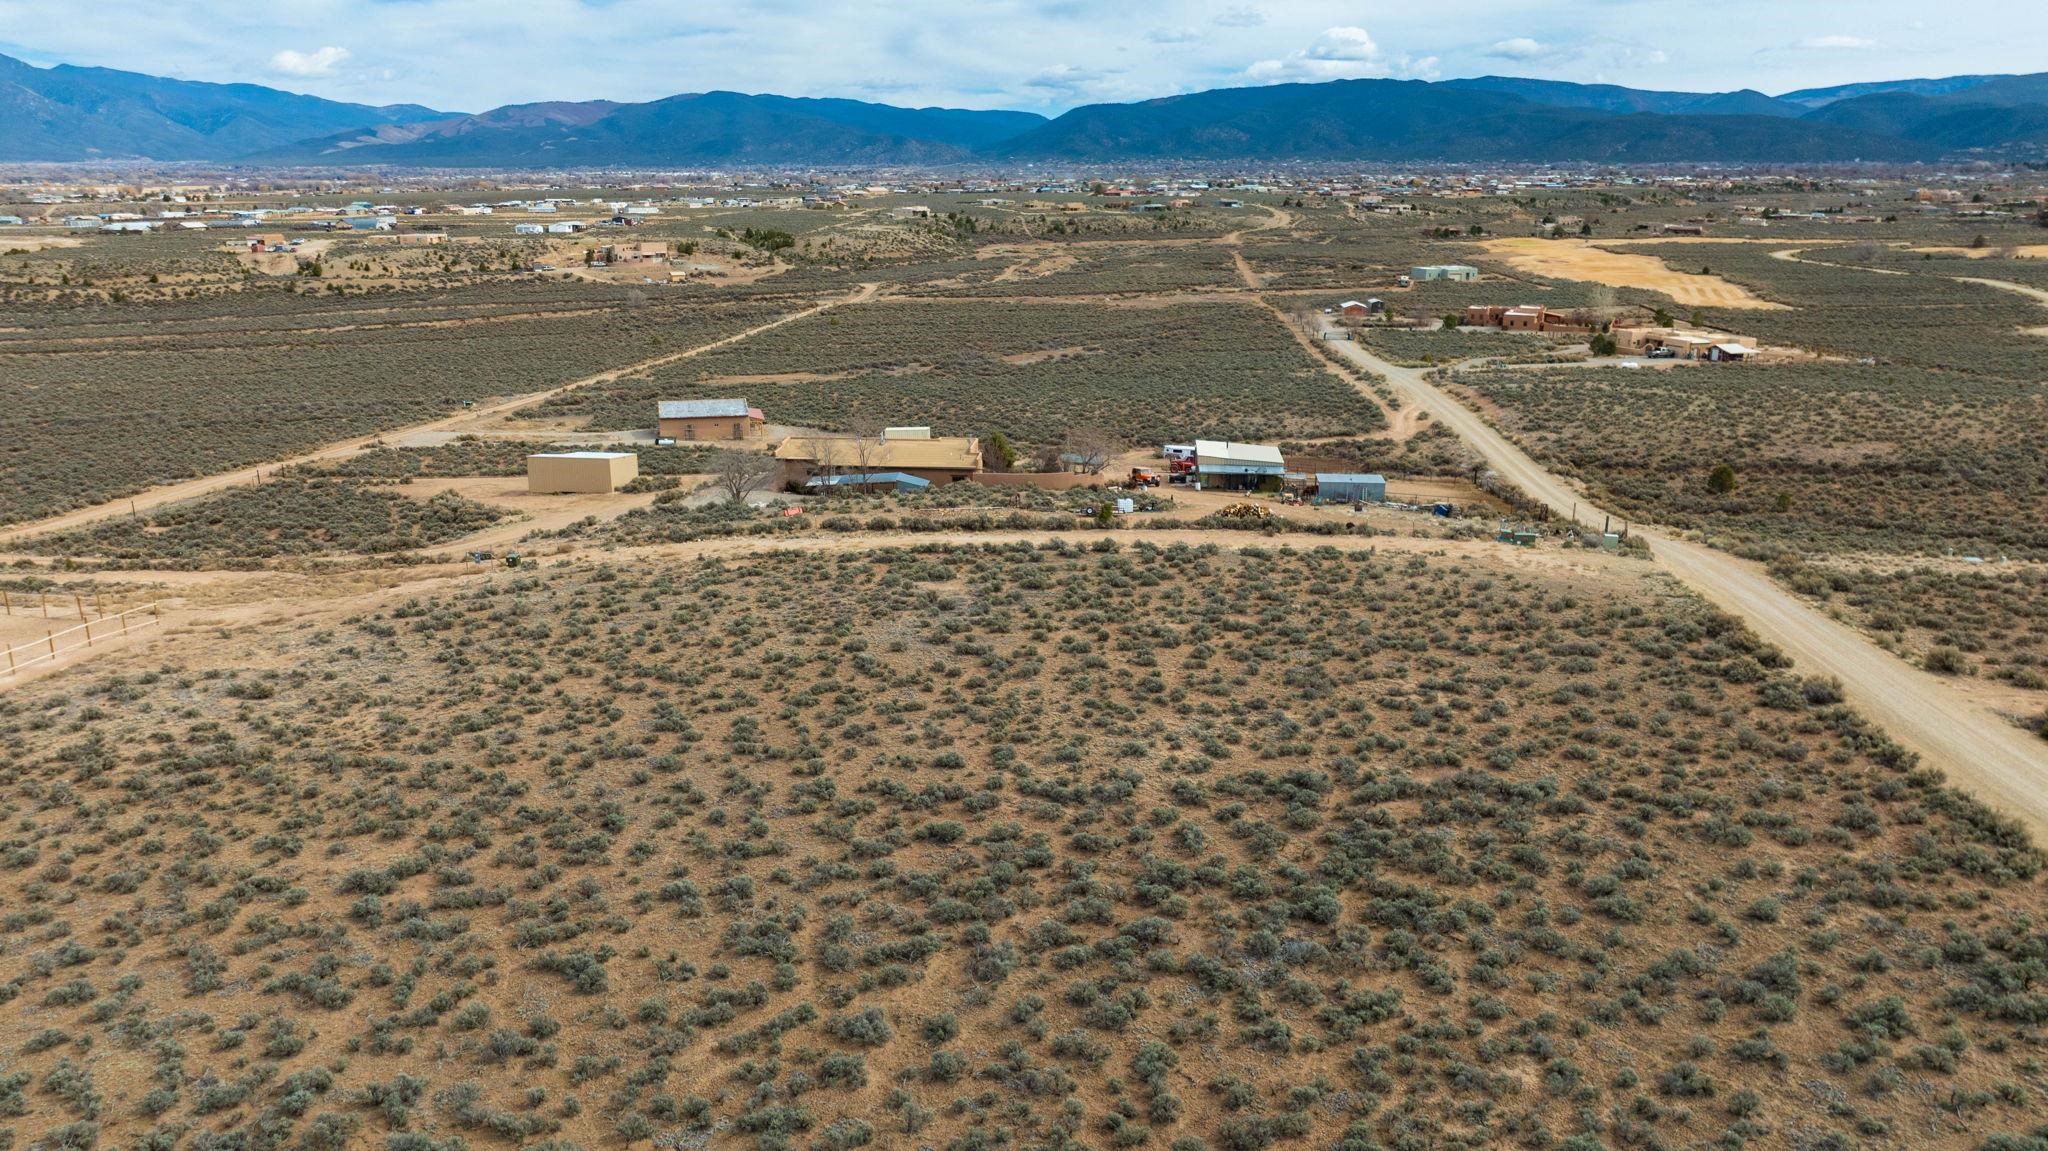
[0, 0, 2041, 114]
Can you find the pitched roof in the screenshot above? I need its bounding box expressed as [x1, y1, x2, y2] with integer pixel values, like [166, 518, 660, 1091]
[658, 398, 753, 420]
[774, 435, 981, 472]
[1315, 473, 1385, 484]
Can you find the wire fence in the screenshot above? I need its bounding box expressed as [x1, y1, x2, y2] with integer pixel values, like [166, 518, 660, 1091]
[2, 601, 162, 678]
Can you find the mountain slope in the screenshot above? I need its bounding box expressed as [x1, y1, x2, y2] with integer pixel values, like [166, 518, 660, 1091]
[1805, 89, 2048, 150]
[995, 79, 1921, 162]
[1779, 73, 2011, 108]
[1444, 76, 1799, 118]
[263, 91, 1048, 165]
[0, 52, 451, 161]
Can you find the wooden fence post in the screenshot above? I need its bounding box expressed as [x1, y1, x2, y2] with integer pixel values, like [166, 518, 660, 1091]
[74, 594, 85, 621]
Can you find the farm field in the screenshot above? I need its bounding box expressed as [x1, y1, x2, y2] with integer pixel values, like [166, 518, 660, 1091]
[1479, 239, 1786, 310]
[6, 541, 2048, 1151]
[535, 299, 1387, 446]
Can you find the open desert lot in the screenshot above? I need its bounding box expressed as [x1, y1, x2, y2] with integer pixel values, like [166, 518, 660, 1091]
[6, 147, 2048, 1151]
[1480, 239, 1789, 309]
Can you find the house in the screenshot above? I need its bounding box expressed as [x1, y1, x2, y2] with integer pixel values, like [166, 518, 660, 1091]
[773, 434, 982, 488]
[1462, 304, 1592, 334]
[102, 221, 158, 233]
[63, 216, 103, 230]
[656, 398, 766, 442]
[0, 215, 21, 226]
[1707, 343, 1751, 362]
[1411, 264, 1479, 282]
[1339, 300, 1371, 318]
[345, 216, 393, 231]
[527, 451, 638, 494]
[1660, 223, 1706, 236]
[607, 242, 669, 263]
[513, 223, 545, 235]
[1315, 473, 1386, 503]
[891, 205, 934, 219]
[546, 221, 586, 234]
[1192, 440, 1286, 492]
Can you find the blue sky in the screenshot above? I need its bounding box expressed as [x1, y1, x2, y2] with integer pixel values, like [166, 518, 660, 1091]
[1, 0, 2040, 114]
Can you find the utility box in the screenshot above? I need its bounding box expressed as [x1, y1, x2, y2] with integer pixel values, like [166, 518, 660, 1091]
[527, 451, 638, 494]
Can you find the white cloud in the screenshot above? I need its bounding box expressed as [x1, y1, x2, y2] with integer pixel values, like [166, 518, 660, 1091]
[1146, 26, 1202, 44]
[1212, 6, 1264, 28]
[1796, 35, 1876, 49]
[1246, 26, 1437, 83]
[1487, 37, 1548, 61]
[269, 45, 349, 76]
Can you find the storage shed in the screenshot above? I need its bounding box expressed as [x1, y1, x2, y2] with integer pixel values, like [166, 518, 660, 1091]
[527, 451, 638, 494]
[1315, 473, 1386, 503]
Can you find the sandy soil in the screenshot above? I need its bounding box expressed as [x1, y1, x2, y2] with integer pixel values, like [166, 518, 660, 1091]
[1912, 244, 2048, 259]
[0, 234, 84, 252]
[1484, 238, 1788, 309]
[1321, 322, 2048, 836]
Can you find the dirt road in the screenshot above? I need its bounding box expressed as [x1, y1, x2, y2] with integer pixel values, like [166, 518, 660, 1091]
[1321, 324, 2048, 835]
[0, 284, 877, 544]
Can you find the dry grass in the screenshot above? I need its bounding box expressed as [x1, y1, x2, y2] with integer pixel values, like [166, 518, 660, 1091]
[1482, 239, 1788, 310]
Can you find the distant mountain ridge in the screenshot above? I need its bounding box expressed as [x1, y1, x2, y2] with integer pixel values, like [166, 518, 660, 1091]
[0, 53, 452, 161]
[5, 50, 2048, 166]
[1442, 76, 1801, 119]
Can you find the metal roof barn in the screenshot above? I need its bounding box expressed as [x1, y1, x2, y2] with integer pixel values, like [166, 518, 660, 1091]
[1315, 473, 1386, 503]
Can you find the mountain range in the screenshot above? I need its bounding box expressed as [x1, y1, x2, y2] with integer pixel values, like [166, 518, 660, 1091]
[4, 51, 2047, 166]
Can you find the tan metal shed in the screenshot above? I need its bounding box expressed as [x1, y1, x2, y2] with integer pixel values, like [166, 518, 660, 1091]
[527, 451, 638, 494]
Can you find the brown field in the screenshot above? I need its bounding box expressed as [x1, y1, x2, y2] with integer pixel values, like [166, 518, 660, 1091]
[1482, 238, 1788, 309]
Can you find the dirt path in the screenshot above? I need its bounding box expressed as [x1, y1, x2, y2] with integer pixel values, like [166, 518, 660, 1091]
[1958, 277, 2048, 336]
[1769, 247, 1908, 276]
[0, 284, 877, 544]
[1320, 323, 2048, 836]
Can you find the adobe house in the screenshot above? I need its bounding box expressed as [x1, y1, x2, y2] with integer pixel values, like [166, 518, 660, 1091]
[657, 398, 766, 442]
[773, 434, 982, 488]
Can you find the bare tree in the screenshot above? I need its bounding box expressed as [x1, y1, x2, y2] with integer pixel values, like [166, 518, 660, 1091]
[844, 416, 885, 486]
[1065, 426, 1122, 475]
[709, 449, 778, 504]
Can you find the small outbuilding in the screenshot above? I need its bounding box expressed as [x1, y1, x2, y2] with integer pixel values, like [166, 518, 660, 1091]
[1708, 343, 1751, 362]
[1315, 472, 1386, 503]
[527, 451, 638, 494]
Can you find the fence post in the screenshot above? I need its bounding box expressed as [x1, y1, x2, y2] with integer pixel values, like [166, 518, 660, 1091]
[41, 591, 49, 619]
[83, 619, 92, 647]
[74, 594, 85, 621]
[2, 589, 9, 615]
